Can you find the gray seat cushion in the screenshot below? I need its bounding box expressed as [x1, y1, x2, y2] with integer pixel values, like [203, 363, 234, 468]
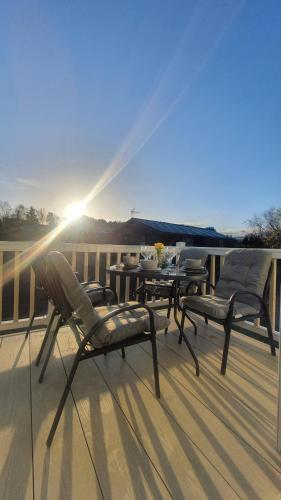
[178, 248, 208, 267]
[182, 249, 271, 320]
[181, 294, 258, 320]
[85, 283, 115, 305]
[48, 251, 169, 347]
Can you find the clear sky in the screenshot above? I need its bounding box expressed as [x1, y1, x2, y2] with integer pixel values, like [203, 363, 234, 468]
[0, 0, 280, 233]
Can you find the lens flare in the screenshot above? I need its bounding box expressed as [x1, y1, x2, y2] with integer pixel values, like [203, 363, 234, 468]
[64, 201, 85, 221]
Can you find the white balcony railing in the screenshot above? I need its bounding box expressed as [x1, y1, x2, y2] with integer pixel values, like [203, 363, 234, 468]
[0, 241, 280, 339]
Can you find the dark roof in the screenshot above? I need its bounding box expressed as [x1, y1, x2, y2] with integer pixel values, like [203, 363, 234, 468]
[128, 218, 227, 239]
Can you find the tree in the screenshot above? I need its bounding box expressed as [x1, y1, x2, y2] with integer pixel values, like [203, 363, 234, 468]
[0, 201, 12, 220]
[25, 206, 39, 224]
[14, 204, 26, 221]
[46, 212, 60, 227]
[247, 207, 281, 248]
[36, 208, 46, 224]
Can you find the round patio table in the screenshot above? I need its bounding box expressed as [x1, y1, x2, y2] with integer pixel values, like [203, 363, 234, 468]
[106, 265, 209, 376]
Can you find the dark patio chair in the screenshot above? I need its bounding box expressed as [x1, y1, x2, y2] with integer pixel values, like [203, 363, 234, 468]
[137, 248, 208, 333]
[25, 254, 117, 367]
[180, 249, 276, 375]
[42, 251, 169, 447]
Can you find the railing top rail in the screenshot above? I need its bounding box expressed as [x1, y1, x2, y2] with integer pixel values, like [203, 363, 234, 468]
[0, 241, 281, 258]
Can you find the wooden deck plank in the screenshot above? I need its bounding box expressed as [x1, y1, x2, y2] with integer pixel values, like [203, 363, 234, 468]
[142, 333, 281, 473]
[95, 350, 239, 499]
[164, 319, 277, 423]
[29, 331, 102, 500]
[57, 327, 171, 500]
[122, 344, 281, 499]
[0, 334, 33, 500]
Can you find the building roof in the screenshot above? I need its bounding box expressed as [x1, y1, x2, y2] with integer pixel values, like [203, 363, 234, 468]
[129, 218, 228, 239]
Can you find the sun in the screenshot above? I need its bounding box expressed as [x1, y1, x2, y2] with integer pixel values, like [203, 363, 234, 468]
[64, 201, 86, 221]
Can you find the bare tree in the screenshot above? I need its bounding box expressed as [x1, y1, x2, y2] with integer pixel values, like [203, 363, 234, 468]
[0, 200, 12, 220]
[247, 207, 281, 248]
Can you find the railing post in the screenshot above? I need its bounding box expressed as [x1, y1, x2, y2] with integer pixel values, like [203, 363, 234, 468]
[106, 252, 111, 286]
[210, 255, 216, 295]
[269, 258, 277, 331]
[13, 252, 20, 322]
[83, 252, 89, 282]
[116, 253, 121, 302]
[0, 251, 3, 323]
[71, 251, 77, 272]
[95, 252, 100, 282]
[29, 267, 36, 320]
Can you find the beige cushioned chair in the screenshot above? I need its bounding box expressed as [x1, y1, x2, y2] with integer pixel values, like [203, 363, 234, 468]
[180, 249, 276, 375]
[42, 251, 169, 447]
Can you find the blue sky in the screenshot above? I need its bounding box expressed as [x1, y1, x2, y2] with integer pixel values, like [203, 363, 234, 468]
[0, 0, 280, 233]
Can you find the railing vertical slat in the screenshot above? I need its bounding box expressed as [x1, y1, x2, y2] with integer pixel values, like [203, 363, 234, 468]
[125, 276, 130, 302]
[95, 252, 100, 282]
[83, 252, 89, 282]
[106, 253, 111, 286]
[71, 251, 77, 272]
[13, 252, 20, 322]
[210, 255, 216, 295]
[29, 267, 36, 319]
[0, 251, 3, 322]
[269, 258, 277, 330]
[116, 253, 121, 302]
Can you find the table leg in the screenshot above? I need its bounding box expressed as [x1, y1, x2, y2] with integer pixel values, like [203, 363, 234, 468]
[174, 282, 199, 376]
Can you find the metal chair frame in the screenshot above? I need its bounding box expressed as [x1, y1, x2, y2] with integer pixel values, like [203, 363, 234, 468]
[180, 267, 276, 375]
[42, 256, 160, 447]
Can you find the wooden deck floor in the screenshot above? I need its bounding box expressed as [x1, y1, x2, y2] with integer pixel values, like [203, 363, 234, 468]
[0, 315, 280, 499]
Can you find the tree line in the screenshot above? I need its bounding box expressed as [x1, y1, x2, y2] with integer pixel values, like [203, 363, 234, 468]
[0, 200, 60, 227]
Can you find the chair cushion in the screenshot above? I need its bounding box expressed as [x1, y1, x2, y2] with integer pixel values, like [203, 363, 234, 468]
[48, 252, 100, 335]
[215, 249, 271, 308]
[48, 253, 169, 347]
[85, 284, 115, 305]
[181, 294, 258, 320]
[90, 302, 170, 347]
[178, 248, 208, 267]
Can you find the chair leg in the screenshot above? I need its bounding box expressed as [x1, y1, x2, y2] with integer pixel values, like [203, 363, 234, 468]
[25, 312, 35, 339]
[46, 352, 81, 447]
[221, 323, 231, 375]
[178, 308, 185, 344]
[184, 310, 198, 336]
[151, 335, 160, 398]
[263, 306, 276, 356]
[35, 308, 57, 366]
[121, 347, 126, 358]
[164, 296, 172, 335]
[181, 329, 200, 376]
[38, 317, 62, 383]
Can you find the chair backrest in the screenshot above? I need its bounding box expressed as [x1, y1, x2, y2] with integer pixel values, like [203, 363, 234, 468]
[31, 255, 51, 297]
[215, 249, 272, 306]
[47, 251, 100, 334]
[178, 247, 208, 267]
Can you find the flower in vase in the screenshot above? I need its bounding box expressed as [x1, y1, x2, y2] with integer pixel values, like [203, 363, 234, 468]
[154, 242, 165, 265]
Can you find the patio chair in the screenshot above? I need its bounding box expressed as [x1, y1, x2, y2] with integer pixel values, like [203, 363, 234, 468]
[180, 249, 276, 375]
[137, 248, 208, 333]
[25, 254, 117, 367]
[42, 251, 170, 446]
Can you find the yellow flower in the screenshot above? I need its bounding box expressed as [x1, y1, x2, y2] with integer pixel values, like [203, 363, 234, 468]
[154, 242, 165, 250]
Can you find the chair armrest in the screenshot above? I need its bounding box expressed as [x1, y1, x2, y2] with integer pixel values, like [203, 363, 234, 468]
[79, 303, 156, 350]
[227, 290, 264, 318]
[182, 280, 215, 296]
[81, 280, 102, 286]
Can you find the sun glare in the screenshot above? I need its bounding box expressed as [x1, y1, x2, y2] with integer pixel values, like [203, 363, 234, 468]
[64, 201, 85, 221]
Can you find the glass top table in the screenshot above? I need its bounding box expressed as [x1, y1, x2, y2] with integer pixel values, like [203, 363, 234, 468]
[107, 265, 208, 376]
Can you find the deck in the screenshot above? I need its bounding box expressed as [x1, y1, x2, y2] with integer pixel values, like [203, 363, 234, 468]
[0, 314, 280, 499]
